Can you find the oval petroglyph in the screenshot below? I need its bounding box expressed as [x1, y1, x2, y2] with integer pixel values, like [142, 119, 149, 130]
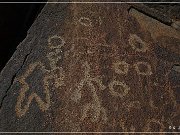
[134, 61, 153, 76]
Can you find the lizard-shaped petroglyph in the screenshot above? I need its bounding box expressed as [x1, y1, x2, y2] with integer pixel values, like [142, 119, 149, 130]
[71, 61, 107, 123]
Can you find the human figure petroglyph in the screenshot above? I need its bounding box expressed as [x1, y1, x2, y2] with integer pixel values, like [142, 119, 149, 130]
[15, 35, 66, 118]
[71, 61, 107, 123]
[15, 62, 51, 118]
[108, 80, 130, 98]
[128, 34, 148, 52]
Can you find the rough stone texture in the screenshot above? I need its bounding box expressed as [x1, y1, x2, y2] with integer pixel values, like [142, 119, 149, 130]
[0, 1, 180, 133]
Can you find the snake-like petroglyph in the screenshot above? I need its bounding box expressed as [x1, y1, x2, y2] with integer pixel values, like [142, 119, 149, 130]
[71, 61, 107, 123]
[15, 62, 51, 118]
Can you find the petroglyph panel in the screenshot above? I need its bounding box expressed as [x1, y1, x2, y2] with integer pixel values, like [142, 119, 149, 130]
[0, 2, 179, 132]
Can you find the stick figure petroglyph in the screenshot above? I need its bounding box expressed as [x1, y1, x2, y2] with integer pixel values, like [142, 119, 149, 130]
[15, 62, 51, 118]
[71, 62, 107, 123]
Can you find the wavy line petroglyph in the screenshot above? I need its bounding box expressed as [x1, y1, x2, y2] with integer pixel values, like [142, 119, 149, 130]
[108, 80, 130, 98]
[128, 34, 148, 52]
[15, 62, 50, 118]
[71, 62, 107, 123]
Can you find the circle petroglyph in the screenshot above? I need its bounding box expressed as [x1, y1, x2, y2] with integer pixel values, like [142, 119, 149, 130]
[48, 35, 65, 49]
[108, 80, 130, 98]
[134, 61, 153, 76]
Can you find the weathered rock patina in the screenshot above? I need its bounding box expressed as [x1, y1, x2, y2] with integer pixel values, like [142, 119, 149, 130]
[0, 1, 179, 133]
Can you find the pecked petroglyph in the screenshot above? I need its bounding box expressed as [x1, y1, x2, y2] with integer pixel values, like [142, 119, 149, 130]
[15, 62, 50, 118]
[71, 61, 107, 123]
[134, 61, 152, 76]
[46, 49, 62, 70]
[108, 80, 130, 98]
[78, 17, 92, 27]
[128, 34, 149, 53]
[113, 61, 129, 75]
[48, 35, 65, 49]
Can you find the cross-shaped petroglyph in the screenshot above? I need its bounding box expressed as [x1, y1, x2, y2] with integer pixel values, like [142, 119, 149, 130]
[71, 62, 107, 123]
[15, 62, 51, 118]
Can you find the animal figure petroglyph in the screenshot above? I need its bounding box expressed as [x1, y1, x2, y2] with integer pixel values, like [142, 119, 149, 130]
[71, 61, 107, 123]
[15, 62, 51, 118]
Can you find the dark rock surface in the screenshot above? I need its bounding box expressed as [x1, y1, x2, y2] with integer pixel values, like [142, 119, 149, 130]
[0, 1, 179, 133]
